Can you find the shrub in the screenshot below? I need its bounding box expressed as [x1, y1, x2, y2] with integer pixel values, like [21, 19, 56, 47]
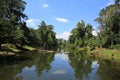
[110, 44, 120, 50]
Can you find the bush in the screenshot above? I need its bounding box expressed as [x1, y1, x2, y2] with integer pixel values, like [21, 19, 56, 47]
[110, 44, 120, 50]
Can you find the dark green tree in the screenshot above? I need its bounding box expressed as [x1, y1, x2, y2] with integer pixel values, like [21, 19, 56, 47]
[68, 20, 93, 47]
[68, 20, 86, 47]
[95, 0, 120, 47]
[0, 0, 27, 50]
[38, 21, 58, 50]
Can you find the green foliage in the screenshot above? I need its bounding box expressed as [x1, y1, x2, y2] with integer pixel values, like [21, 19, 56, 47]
[95, 1, 120, 48]
[37, 21, 58, 50]
[0, 0, 27, 49]
[110, 44, 120, 50]
[86, 37, 98, 49]
[23, 45, 36, 51]
[2, 44, 20, 52]
[0, 1, 59, 51]
[68, 20, 94, 49]
[57, 39, 66, 48]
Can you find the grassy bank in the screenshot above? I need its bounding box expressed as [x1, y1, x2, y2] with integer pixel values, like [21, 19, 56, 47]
[0, 44, 36, 55]
[88, 48, 120, 62]
[0, 44, 57, 55]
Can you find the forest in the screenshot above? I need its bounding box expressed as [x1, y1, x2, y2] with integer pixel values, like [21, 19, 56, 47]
[0, 0, 120, 53]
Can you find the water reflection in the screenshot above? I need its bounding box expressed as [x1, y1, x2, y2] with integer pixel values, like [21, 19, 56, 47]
[97, 59, 120, 80]
[0, 52, 55, 80]
[15, 52, 55, 80]
[0, 51, 120, 80]
[68, 53, 100, 80]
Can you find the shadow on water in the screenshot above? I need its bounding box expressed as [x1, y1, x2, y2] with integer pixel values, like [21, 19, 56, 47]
[0, 51, 56, 80]
[0, 55, 31, 65]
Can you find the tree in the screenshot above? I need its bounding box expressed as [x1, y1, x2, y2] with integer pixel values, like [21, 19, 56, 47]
[85, 24, 93, 43]
[115, 0, 120, 4]
[68, 20, 86, 47]
[38, 21, 58, 50]
[95, 0, 120, 47]
[68, 20, 93, 47]
[0, 0, 27, 50]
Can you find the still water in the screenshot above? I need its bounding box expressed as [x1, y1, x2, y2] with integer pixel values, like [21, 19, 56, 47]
[0, 51, 120, 80]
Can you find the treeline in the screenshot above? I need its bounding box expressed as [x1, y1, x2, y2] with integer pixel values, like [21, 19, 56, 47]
[0, 0, 58, 50]
[0, 0, 120, 51]
[66, 20, 95, 50]
[66, 0, 120, 50]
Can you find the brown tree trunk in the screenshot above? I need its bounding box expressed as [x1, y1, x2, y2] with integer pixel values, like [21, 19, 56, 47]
[0, 43, 2, 50]
[111, 38, 113, 47]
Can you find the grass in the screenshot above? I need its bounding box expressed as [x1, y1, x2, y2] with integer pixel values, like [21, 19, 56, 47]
[23, 45, 36, 51]
[2, 44, 20, 52]
[88, 48, 120, 62]
[1, 44, 36, 53]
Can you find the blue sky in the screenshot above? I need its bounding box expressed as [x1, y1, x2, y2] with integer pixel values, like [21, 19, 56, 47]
[25, 0, 114, 40]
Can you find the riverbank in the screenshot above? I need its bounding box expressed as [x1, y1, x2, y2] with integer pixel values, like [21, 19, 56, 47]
[0, 44, 56, 56]
[0, 44, 36, 55]
[88, 48, 120, 62]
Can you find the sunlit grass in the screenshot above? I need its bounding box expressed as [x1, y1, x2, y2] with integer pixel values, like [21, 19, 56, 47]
[2, 44, 20, 52]
[23, 45, 36, 51]
[1, 44, 36, 52]
[89, 48, 120, 61]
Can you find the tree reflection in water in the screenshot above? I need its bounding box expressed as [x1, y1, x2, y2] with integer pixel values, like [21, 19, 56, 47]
[68, 52, 94, 80]
[97, 59, 120, 80]
[68, 51, 120, 80]
[0, 52, 55, 80]
[0, 51, 120, 80]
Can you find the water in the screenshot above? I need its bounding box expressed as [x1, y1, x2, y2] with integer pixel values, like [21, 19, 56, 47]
[0, 51, 120, 80]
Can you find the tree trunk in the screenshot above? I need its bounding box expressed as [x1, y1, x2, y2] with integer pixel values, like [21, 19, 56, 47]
[43, 43, 46, 50]
[100, 44, 102, 48]
[111, 38, 113, 47]
[0, 43, 2, 50]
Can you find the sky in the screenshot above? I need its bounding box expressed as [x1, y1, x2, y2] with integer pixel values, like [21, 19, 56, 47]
[24, 0, 114, 40]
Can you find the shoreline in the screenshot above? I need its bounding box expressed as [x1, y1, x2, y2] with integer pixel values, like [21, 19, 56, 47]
[88, 48, 120, 62]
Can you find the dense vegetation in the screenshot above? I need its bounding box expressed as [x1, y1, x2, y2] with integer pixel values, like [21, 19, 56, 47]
[0, 0, 58, 51]
[66, 0, 120, 50]
[0, 0, 120, 52]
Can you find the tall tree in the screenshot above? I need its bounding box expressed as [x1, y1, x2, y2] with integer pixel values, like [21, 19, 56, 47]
[85, 24, 93, 39]
[95, 0, 120, 47]
[68, 20, 93, 47]
[0, 0, 27, 49]
[38, 21, 58, 50]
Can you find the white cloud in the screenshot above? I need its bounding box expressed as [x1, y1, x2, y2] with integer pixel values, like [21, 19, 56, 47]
[55, 17, 69, 23]
[43, 4, 49, 8]
[53, 69, 66, 75]
[56, 32, 71, 40]
[26, 19, 40, 28]
[92, 30, 97, 36]
[55, 53, 69, 60]
[92, 61, 99, 69]
[24, 65, 36, 71]
[107, 0, 114, 5]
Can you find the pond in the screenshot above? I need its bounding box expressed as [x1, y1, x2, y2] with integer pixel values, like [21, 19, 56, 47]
[0, 50, 120, 80]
